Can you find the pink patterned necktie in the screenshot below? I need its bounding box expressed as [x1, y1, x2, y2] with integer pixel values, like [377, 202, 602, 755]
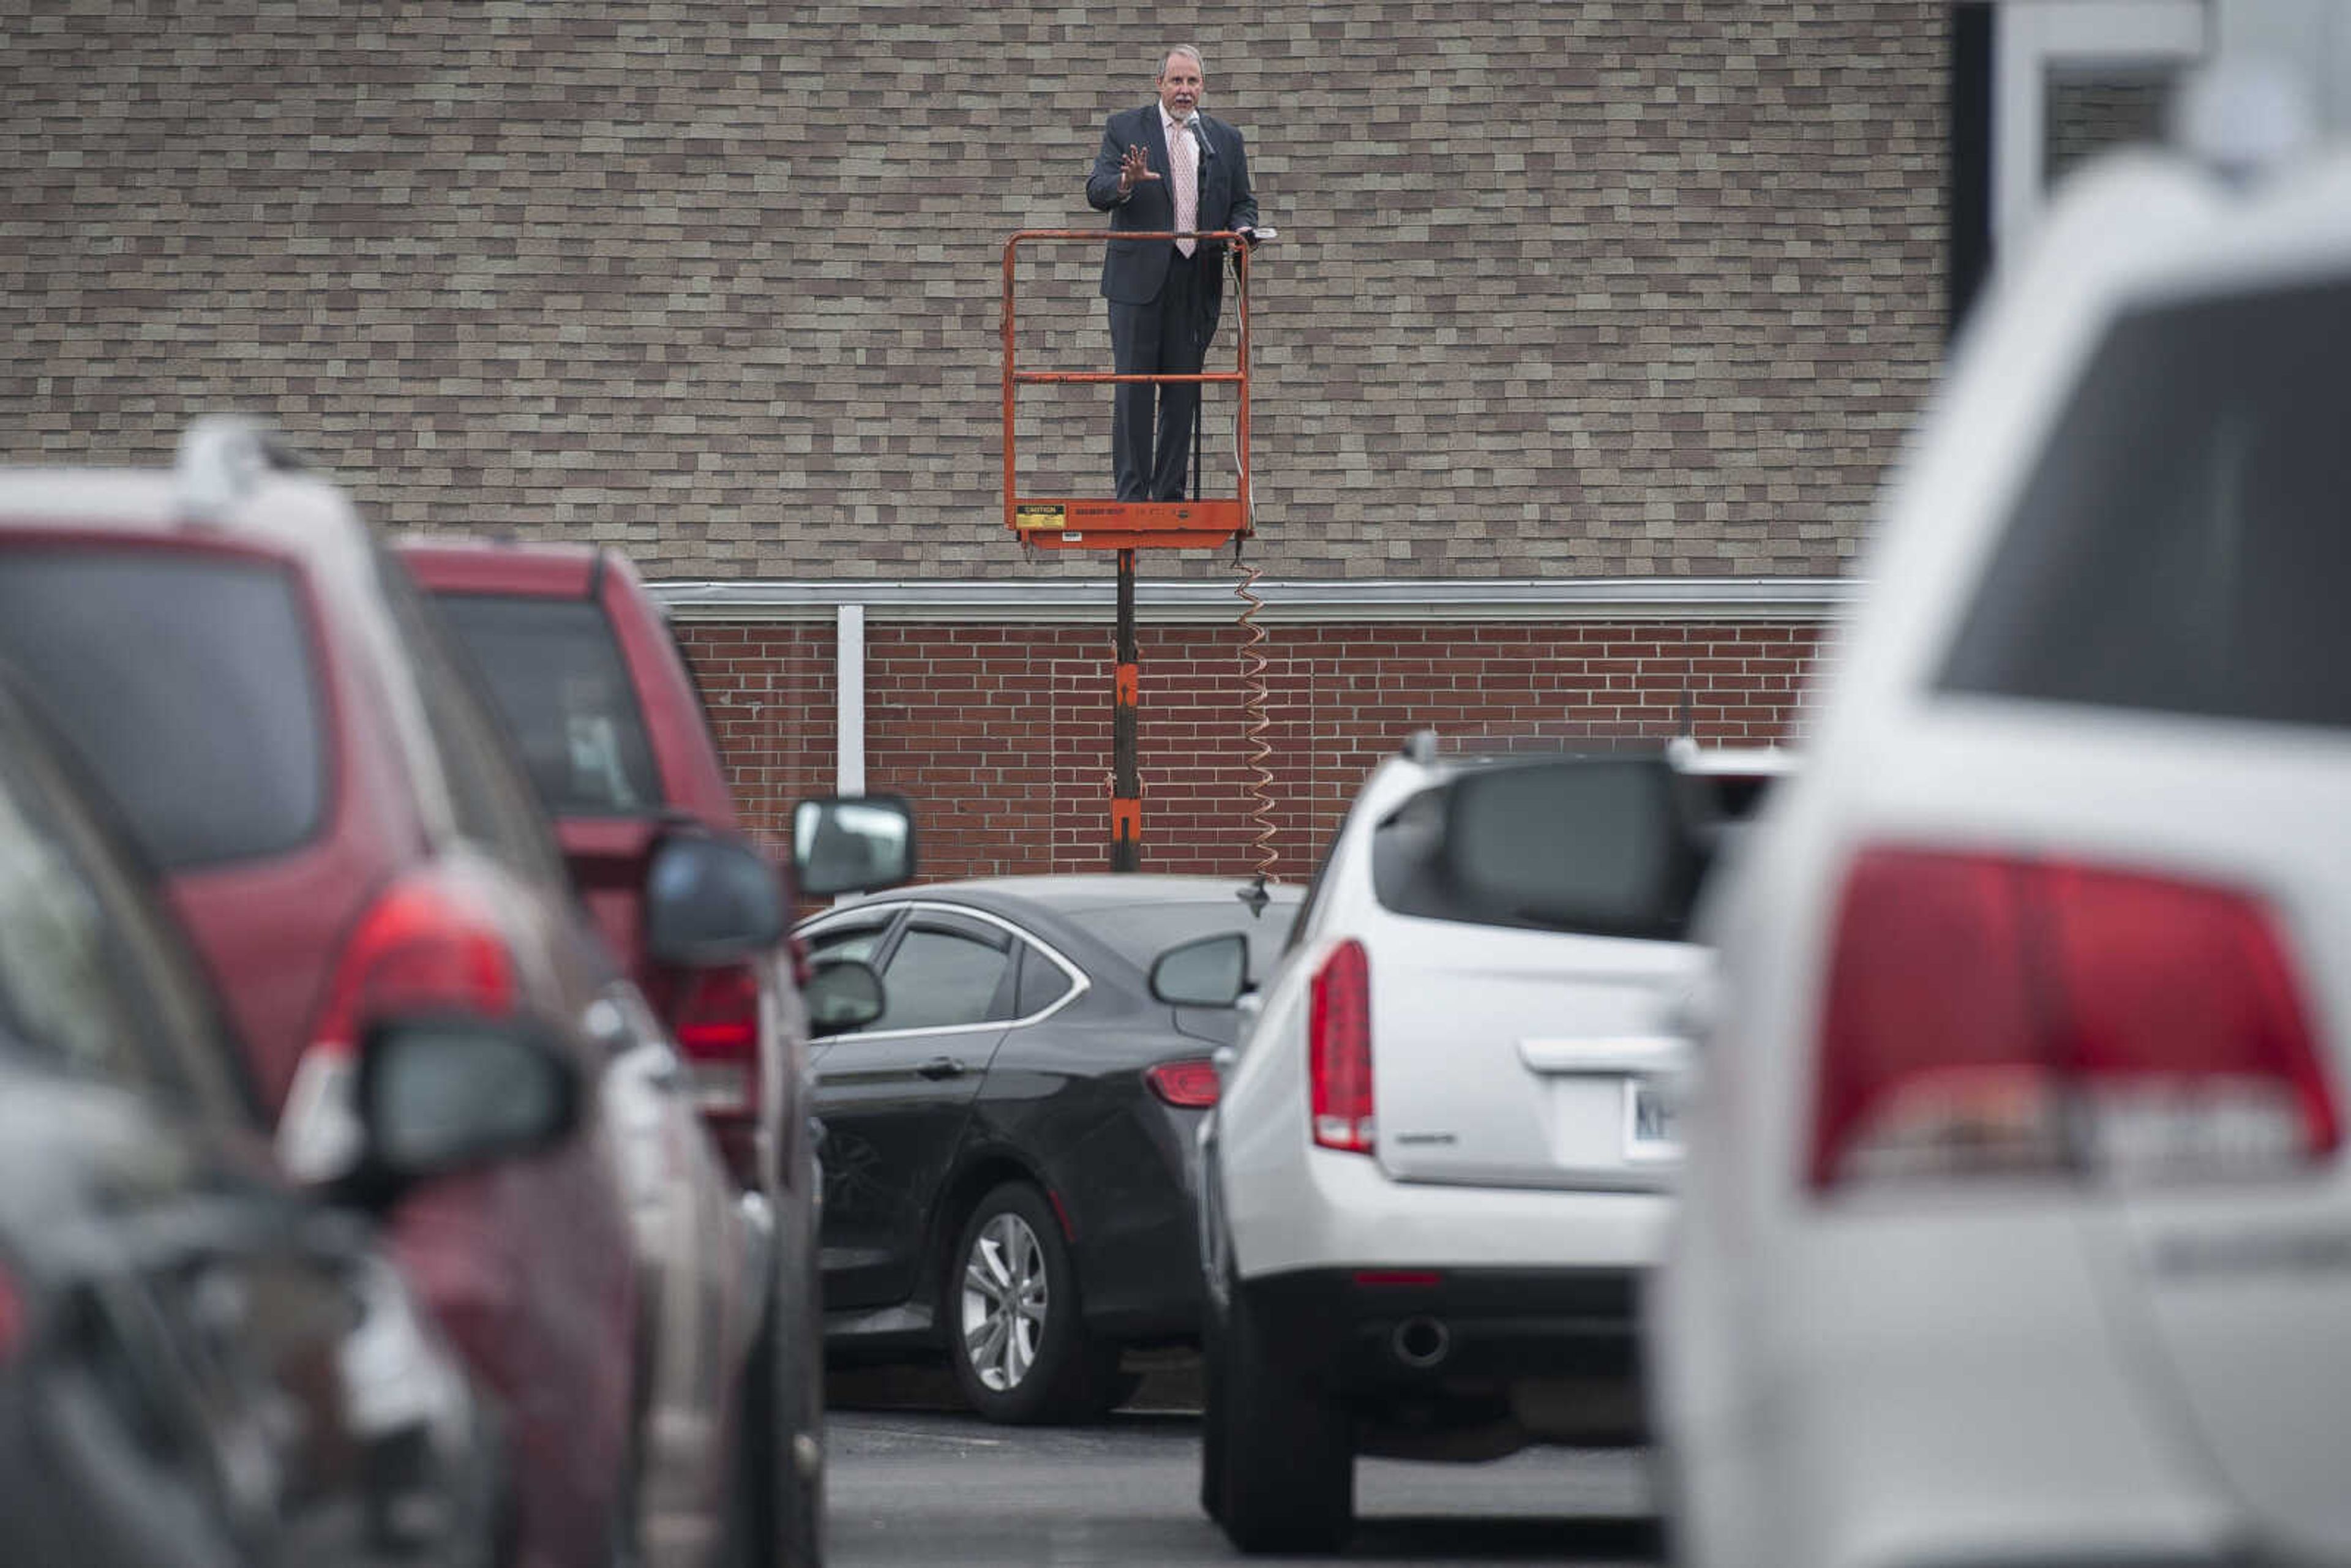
[1170, 118, 1198, 257]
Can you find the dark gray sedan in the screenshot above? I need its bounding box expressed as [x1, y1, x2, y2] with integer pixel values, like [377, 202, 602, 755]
[797, 875, 1299, 1425]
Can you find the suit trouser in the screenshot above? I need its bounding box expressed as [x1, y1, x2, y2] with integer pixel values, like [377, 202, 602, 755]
[1108, 250, 1215, 502]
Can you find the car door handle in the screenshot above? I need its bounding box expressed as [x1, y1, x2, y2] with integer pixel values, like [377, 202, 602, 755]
[916, 1056, 967, 1081]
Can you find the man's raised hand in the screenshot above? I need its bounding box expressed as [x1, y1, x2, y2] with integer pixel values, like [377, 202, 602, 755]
[1119, 143, 1160, 192]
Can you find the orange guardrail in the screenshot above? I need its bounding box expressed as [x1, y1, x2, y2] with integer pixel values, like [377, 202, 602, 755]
[1001, 228, 1256, 552]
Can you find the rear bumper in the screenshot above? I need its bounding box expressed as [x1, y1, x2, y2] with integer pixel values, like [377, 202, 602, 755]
[1244, 1264, 1638, 1383]
[1239, 1266, 1646, 1444]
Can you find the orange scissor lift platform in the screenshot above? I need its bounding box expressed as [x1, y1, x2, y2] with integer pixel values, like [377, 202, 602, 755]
[1001, 228, 1258, 552]
[999, 227, 1273, 873]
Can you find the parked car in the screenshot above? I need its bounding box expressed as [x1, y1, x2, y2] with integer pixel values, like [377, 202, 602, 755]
[399, 535, 915, 1565]
[1154, 735, 1785, 1552]
[1649, 140, 2351, 1568]
[794, 875, 1300, 1424]
[0, 666, 531, 1568]
[0, 420, 682, 1568]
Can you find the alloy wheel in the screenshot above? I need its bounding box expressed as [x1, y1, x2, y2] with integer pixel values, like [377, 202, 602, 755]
[960, 1210, 1048, 1392]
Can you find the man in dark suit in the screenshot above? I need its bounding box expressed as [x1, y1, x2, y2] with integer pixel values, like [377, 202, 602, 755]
[1086, 45, 1261, 503]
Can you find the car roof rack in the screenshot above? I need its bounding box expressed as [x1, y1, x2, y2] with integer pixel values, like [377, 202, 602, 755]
[175, 415, 309, 525]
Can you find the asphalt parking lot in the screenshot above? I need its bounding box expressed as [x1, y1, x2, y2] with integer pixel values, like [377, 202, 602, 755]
[825, 1360, 1662, 1567]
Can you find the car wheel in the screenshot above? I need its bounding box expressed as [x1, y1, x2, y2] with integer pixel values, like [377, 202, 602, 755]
[945, 1181, 1121, 1425]
[1213, 1283, 1352, 1553]
[607, 1426, 647, 1568]
[773, 1222, 827, 1568]
[719, 1366, 764, 1568]
[1198, 1308, 1229, 1523]
[723, 1242, 825, 1568]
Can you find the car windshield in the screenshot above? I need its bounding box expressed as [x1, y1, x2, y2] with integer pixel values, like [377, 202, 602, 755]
[1940, 276, 2351, 730]
[0, 549, 326, 870]
[1079, 897, 1299, 982]
[429, 594, 666, 818]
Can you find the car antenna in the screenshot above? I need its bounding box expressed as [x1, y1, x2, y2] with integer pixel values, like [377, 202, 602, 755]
[1236, 874, 1270, 919]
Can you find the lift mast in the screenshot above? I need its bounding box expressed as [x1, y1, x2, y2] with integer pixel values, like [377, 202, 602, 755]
[1000, 227, 1262, 872]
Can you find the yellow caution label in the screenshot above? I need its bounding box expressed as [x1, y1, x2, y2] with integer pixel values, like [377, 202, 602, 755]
[1014, 504, 1067, 531]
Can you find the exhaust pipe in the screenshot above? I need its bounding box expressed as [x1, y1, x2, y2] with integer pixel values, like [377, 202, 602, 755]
[1391, 1315, 1451, 1369]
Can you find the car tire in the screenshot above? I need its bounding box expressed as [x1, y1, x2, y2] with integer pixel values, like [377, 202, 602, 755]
[719, 1371, 764, 1568]
[1098, 1368, 1145, 1412]
[773, 1226, 827, 1568]
[724, 1245, 826, 1568]
[1198, 1308, 1229, 1523]
[1213, 1284, 1353, 1554]
[945, 1181, 1121, 1425]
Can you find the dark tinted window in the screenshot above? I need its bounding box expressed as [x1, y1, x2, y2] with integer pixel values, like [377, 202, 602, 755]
[432, 594, 665, 817]
[0, 715, 251, 1120]
[0, 551, 324, 869]
[375, 558, 564, 887]
[1697, 771, 1777, 820]
[874, 921, 1013, 1032]
[1013, 943, 1074, 1017]
[1371, 758, 1740, 940]
[807, 913, 895, 969]
[1081, 901, 1298, 986]
[1941, 279, 2351, 729]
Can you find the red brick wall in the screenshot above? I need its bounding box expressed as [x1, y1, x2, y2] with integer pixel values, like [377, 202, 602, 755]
[678, 619, 1823, 883]
[673, 622, 838, 846]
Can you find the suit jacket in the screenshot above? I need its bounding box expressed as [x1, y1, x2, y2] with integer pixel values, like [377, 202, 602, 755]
[1086, 104, 1258, 306]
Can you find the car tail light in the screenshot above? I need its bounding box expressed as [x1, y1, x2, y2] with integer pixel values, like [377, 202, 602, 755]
[1810, 847, 2338, 1192]
[1146, 1058, 1221, 1109]
[673, 963, 762, 1117]
[283, 869, 522, 1180]
[1310, 939, 1375, 1154]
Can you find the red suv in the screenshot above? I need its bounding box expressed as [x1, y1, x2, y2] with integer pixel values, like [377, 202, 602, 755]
[0, 421, 653, 1568]
[400, 535, 913, 1567]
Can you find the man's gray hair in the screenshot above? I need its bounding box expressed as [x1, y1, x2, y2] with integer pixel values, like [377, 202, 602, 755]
[1158, 45, 1204, 77]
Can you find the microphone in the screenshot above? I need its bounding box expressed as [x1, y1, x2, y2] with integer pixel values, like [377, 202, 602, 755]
[1188, 119, 1212, 159]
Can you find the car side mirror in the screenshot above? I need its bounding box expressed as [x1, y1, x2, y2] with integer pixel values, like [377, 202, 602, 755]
[347, 1013, 582, 1207]
[792, 794, 917, 898]
[645, 833, 787, 966]
[804, 957, 886, 1037]
[1149, 932, 1250, 1009]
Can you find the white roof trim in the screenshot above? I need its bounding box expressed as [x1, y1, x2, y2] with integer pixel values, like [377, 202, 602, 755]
[651, 576, 1850, 625]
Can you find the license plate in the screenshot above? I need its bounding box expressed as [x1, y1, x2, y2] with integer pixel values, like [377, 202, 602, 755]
[1624, 1077, 1682, 1161]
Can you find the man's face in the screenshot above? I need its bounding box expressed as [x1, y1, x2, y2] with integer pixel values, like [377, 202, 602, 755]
[1157, 53, 1203, 119]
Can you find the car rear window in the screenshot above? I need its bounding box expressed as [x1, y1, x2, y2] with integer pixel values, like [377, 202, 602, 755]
[428, 594, 664, 817]
[0, 550, 326, 869]
[1372, 759, 1774, 940]
[1939, 277, 2351, 729]
[1082, 898, 1299, 981]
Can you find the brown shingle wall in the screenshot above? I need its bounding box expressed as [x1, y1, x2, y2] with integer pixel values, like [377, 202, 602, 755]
[3, 2, 1945, 580]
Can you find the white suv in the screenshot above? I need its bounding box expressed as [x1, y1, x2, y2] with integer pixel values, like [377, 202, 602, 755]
[1649, 143, 2351, 1568]
[1151, 735, 1786, 1554]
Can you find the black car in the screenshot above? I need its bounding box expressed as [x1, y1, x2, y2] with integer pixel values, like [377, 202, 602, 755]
[797, 874, 1300, 1424]
[0, 675, 577, 1567]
